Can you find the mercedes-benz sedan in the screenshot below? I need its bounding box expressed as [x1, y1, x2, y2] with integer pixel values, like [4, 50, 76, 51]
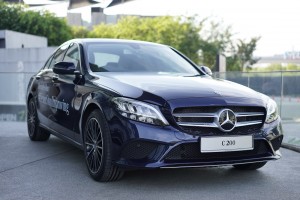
[26, 39, 283, 181]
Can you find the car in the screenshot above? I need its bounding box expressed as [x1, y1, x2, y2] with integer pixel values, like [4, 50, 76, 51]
[26, 39, 283, 182]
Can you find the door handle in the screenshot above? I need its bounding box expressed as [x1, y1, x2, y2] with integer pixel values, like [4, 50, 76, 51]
[52, 76, 58, 81]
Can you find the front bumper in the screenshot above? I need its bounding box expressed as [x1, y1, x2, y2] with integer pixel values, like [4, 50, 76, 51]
[109, 116, 283, 169]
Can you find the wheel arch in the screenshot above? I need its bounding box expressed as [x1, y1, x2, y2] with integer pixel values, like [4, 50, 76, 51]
[81, 102, 102, 140]
[27, 93, 34, 104]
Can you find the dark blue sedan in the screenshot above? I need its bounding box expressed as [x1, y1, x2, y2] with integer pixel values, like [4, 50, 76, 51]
[26, 39, 283, 181]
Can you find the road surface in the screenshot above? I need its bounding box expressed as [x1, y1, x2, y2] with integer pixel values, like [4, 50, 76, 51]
[0, 122, 299, 200]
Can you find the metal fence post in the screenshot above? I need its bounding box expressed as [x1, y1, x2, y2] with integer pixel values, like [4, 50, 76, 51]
[247, 72, 250, 88]
[280, 71, 283, 116]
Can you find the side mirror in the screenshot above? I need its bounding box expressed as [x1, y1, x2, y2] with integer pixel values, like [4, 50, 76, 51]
[53, 62, 75, 75]
[199, 66, 213, 76]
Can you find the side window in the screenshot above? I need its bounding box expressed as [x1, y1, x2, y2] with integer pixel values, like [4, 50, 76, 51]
[63, 43, 80, 70]
[48, 44, 69, 69]
[43, 55, 53, 69]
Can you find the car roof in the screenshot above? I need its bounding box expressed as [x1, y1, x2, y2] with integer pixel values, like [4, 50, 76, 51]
[65, 38, 166, 47]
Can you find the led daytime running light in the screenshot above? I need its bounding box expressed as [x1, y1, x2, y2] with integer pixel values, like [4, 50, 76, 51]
[112, 97, 169, 126]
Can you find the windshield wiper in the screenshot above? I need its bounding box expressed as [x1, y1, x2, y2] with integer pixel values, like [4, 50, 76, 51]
[183, 74, 203, 77]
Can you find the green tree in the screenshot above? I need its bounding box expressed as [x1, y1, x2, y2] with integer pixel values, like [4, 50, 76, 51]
[198, 21, 233, 69]
[251, 64, 300, 72]
[89, 16, 202, 63]
[0, 1, 22, 30]
[226, 37, 260, 71]
[0, 1, 72, 46]
[71, 26, 89, 38]
[89, 16, 260, 71]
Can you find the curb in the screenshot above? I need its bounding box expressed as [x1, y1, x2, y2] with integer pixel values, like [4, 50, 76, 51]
[281, 143, 300, 153]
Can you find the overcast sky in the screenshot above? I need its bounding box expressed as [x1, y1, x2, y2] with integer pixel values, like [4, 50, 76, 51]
[105, 0, 300, 57]
[27, 0, 300, 56]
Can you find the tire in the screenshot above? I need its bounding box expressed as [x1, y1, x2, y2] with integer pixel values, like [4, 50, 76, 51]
[83, 109, 124, 182]
[233, 162, 267, 170]
[27, 98, 50, 141]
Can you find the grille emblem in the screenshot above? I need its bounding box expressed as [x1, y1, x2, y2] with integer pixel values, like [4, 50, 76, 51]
[217, 109, 236, 132]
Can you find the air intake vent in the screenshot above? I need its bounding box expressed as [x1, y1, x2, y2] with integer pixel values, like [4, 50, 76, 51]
[164, 140, 271, 162]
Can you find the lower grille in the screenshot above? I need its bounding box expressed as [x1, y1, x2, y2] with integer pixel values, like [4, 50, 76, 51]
[271, 135, 283, 151]
[164, 140, 271, 162]
[173, 106, 266, 135]
[121, 140, 166, 161]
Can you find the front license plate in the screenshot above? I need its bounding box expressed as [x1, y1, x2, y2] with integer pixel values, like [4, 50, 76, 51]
[201, 135, 253, 153]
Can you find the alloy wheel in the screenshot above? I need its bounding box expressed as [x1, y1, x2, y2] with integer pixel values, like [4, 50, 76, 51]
[85, 117, 104, 174]
[27, 100, 36, 137]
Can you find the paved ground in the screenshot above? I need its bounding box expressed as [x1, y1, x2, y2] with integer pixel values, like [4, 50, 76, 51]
[0, 122, 300, 200]
[282, 122, 300, 147]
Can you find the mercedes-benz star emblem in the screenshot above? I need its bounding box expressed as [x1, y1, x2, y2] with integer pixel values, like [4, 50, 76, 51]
[217, 109, 236, 132]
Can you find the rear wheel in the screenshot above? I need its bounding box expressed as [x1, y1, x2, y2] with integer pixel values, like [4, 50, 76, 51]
[83, 110, 124, 182]
[27, 98, 50, 141]
[233, 162, 267, 170]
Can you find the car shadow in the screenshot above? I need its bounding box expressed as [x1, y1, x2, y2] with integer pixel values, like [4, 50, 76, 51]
[44, 137, 270, 189]
[121, 167, 265, 186]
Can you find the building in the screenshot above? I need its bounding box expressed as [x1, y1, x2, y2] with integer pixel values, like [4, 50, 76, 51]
[0, 30, 48, 49]
[0, 30, 53, 121]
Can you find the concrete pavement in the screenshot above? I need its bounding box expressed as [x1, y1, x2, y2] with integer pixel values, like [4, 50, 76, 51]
[0, 122, 300, 200]
[282, 122, 300, 151]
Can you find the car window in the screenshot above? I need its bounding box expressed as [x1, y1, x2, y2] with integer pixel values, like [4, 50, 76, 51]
[87, 43, 199, 75]
[48, 44, 69, 69]
[93, 53, 119, 67]
[88, 50, 120, 72]
[43, 55, 53, 69]
[63, 43, 81, 70]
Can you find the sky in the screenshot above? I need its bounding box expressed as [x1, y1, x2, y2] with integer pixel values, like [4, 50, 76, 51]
[26, 0, 300, 57]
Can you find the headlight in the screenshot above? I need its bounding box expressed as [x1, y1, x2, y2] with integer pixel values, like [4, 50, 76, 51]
[265, 98, 278, 123]
[112, 97, 169, 126]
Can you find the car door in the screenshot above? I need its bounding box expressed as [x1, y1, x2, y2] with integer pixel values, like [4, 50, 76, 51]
[49, 43, 82, 139]
[36, 44, 69, 128]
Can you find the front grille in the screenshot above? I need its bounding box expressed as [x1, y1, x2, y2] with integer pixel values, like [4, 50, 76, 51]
[164, 140, 271, 162]
[173, 106, 266, 135]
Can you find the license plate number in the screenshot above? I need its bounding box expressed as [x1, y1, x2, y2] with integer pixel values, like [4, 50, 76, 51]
[201, 135, 253, 153]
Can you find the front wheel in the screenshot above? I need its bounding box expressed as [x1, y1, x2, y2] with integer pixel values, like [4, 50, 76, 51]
[83, 110, 124, 182]
[233, 162, 267, 170]
[27, 98, 50, 141]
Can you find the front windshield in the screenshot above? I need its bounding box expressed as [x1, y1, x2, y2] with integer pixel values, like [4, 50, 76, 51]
[87, 42, 199, 75]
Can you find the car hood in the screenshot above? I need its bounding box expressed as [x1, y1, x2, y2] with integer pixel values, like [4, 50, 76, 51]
[97, 73, 260, 101]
